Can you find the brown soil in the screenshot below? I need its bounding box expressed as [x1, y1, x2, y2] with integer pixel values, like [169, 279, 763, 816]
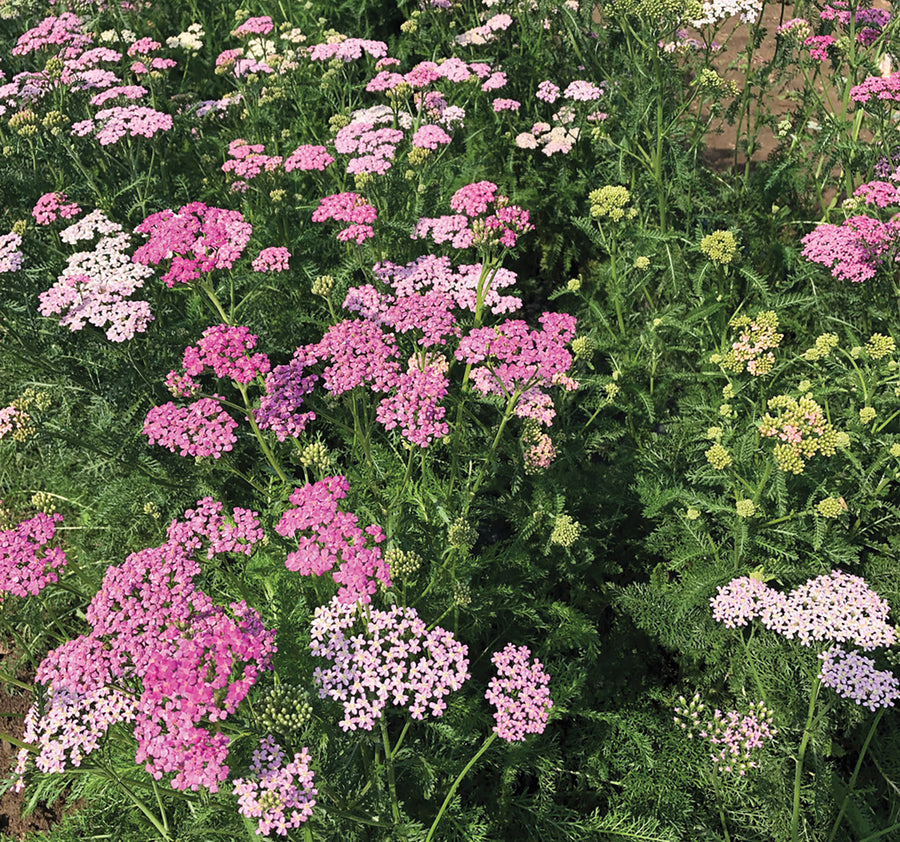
[0, 659, 69, 841]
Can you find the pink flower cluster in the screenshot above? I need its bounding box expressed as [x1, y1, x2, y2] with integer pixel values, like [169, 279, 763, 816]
[850, 71, 900, 104]
[818, 647, 900, 711]
[311, 192, 377, 243]
[711, 571, 896, 650]
[485, 644, 552, 742]
[12, 13, 92, 56]
[283, 144, 334, 172]
[0, 512, 67, 599]
[414, 182, 533, 249]
[455, 312, 579, 425]
[70, 106, 173, 145]
[38, 226, 155, 342]
[32, 192, 81, 225]
[411, 123, 452, 149]
[310, 596, 470, 730]
[232, 16, 274, 38]
[0, 406, 29, 439]
[167, 325, 271, 394]
[16, 500, 274, 793]
[308, 38, 388, 62]
[222, 138, 283, 191]
[143, 396, 238, 459]
[255, 348, 318, 441]
[455, 13, 514, 47]
[233, 736, 317, 836]
[374, 255, 521, 314]
[133, 203, 253, 286]
[335, 121, 405, 175]
[89, 84, 147, 107]
[801, 214, 900, 282]
[275, 475, 390, 605]
[252, 246, 291, 272]
[0, 231, 23, 274]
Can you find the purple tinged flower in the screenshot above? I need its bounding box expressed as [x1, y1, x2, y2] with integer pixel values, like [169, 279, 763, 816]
[818, 646, 900, 711]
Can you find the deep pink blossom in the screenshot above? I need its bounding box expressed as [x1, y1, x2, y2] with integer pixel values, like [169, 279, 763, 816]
[0, 512, 67, 599]
[143, 397, 238, 459]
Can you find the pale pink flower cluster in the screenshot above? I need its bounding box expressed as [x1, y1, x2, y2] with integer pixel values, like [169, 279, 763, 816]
[0, 231, 23, 273]
[374, 255, 521, 314]
[0, 511, 67, 599]
[32, 192, 81, 225]
[275, 475, 390, 605]
[311, 192, 377, 243]
[455, 312, 579, 425]
[133, 202, 253, 286]
[38, 228, 155, 342]
[233, 736, 317, 836]
[310, 595, 470, 730]
[16, 500, 274, 793]
[12, 13, 92, 56]
[308, 38, 388, 62]
[59, 209, 121, 244]
[485, 644, 552, 742]
[89, 84, 147, 107]
[411, 123, 452, 149]
[517, 121, 580, 156]
[0, 406, 28, 439]
[252, 246, 291, 272]
[818, 647, 900, 711]
[70, 106, 173, 145]
[454, 13, 514, 46]
[523, 426, 557, 472]
[493, 97, 520, 112]
[711, 571, 896, 649]
[335, 121, 405, 175]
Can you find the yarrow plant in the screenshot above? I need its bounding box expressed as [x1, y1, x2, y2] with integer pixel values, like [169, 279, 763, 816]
[0, 511, 67, 599]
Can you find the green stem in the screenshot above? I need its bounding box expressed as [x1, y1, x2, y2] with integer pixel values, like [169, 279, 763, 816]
[791, 675, 822, 842]
[826, 708, 885, 842]
[424, 732, 497, 842]
[380, 718, 402, 825]
[236, 384, 289, 484]
[708, 767, 732, 842]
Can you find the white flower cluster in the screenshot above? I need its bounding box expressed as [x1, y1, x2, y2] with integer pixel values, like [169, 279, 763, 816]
[692, 0, 761, 26]
[166, 23, 205, 53]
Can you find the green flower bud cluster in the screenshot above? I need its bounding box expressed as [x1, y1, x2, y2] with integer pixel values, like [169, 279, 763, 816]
[329, 113, 351, 133]
[448, 517, 477, 550]
[550, 514, 582, 547]
[257, 685, 313, 735]
[735, 499, 756, 518]
[29, 491, 55, 514]
[311, 275, 335, 298]
[588, 186, 636, 222]
[865, 333, 896, 360]
[384, 547, 422, 578]
[802, 333, 838, 361]
[407, 147, 431, 166]
[571, 335, 597, 361]
[608, 0, 701, 22]
[859, 406, 876, 425]
[700, 230, 738, 266]
[685, 507, 701, 520]
[143, 501, 161, 520]
[299, 442, 331, 472]
[890, 443, 900, 458]
[817, 497, 846, 518]
[633, 256, 651, 270]
[705, 443, 732, 469]
[695, 68, 737, 97]
[453, 580, 472, 606]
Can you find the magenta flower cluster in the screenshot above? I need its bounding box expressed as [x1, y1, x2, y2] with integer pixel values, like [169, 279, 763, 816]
[144, 396, 238, 459]
[32, 192, 81, 225]
[275, 475, 390, 605]
[455, 312, 579, 425]
[485, 644, 553, 742]
[310, 595, 470, 730]
[233, 736, 317, 836]
[16, 500, 274, 793]
[166, 324, 271, 395]
[0, 511, 67, 600]
[252, 246, 291, 273]
[801, 214, 900, 283]
[311, 192, 377, 244]
[133, 202, 253, 286]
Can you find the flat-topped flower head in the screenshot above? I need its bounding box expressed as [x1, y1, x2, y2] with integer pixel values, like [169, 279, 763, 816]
[818, 647, 900, 711]
[310, 596, 469, 730]
[0, 511, 67, 599]
[485, 644, 553, 741]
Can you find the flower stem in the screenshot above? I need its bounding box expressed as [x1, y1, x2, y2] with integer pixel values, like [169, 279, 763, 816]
[791, 675, 822, 841]
[424, 732, 497, 842]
